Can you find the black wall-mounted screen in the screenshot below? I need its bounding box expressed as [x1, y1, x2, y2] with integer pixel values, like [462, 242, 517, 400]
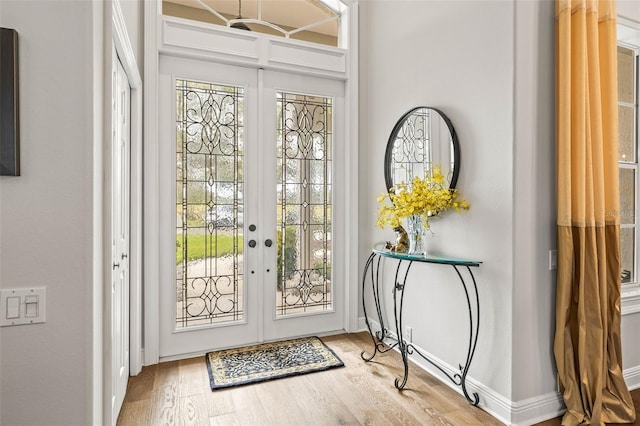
[0, 28, 19, 176]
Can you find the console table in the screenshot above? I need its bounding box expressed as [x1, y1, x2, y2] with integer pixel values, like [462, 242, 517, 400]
[360, 244, 482, 405]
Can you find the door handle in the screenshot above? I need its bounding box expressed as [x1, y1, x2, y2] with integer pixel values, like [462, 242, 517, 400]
[265, 239, 273, 247]
[248, 240, 257, 248]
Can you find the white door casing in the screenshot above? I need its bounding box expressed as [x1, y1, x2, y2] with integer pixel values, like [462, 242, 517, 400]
[144, 8, 359, 364]
[106, 1, 143, 423]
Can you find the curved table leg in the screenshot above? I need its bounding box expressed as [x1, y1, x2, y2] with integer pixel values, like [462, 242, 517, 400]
[393, 260, 413, 390]
[451, 265, 480, 406]
[373, 255, 389, 341]
[360, 252, 379, 361]
[361, 253, 401, 362]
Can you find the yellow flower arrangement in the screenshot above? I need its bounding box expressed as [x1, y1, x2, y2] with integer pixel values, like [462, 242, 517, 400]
[377, 166, 469, 231]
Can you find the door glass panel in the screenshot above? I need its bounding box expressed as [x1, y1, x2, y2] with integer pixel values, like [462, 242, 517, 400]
[176, 79, 244, 328]
[276, 92, 332, 317]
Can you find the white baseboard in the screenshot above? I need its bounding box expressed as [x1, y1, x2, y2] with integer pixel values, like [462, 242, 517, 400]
[624, 365, 640, 391]
[508, 393, 564, 426]
[357, 316, 640, 425]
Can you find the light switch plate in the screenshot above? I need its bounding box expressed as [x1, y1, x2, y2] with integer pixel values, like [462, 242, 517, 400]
[6, 296, 20, 319]
[0, 288, 46, 326]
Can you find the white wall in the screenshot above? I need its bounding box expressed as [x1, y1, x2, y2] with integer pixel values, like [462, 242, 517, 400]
[512, 0, 557, 405]
[0, 1, 103, 424]
[359, 0, 515, 407]
[618, 0, 640, 22]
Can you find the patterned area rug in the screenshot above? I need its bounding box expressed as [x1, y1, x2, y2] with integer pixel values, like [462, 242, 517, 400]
[205, 336, 344, 390]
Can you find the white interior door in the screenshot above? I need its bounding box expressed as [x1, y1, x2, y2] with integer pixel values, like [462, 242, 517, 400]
[111, 51, 130, 422]
[158, 55, 344, 359]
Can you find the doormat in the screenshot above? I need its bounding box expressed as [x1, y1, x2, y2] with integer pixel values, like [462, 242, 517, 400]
[205, 336, 344, 390]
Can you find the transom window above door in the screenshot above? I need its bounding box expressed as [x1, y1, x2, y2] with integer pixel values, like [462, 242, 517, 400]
[162, 0, 347, 47]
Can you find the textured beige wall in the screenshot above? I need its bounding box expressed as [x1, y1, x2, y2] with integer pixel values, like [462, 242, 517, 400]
[0, 1, 101, 424]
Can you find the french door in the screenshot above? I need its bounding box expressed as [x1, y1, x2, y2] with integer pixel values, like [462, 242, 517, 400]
[158, 55, 345, 358]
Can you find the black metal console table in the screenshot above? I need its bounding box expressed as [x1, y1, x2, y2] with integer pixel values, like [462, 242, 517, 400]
[360, 244, 482, 405]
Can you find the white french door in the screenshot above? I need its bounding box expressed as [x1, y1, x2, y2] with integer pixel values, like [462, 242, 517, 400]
[158, 55, 345, 358]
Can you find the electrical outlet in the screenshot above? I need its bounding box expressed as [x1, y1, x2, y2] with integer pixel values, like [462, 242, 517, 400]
[549, 249, 558, 270]
[406, 326, 413, 343]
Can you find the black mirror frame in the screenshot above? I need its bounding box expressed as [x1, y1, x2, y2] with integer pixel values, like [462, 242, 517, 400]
[384, 106, 459, 195]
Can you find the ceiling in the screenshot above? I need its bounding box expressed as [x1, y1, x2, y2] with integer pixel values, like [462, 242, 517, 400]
[164, 0, 339, 37]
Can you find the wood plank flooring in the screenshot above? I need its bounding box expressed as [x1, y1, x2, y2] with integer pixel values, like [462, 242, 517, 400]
[117, 332, 503, 426]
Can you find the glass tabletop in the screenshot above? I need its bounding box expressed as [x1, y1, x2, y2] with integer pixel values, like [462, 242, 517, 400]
[372, 243, 481, 267]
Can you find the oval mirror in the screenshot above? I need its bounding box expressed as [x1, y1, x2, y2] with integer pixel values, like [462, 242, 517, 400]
[384, 107, 460, 194]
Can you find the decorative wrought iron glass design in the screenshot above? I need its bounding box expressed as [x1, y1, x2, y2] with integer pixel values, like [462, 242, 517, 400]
[276, 91, 333, 316]
[384, 107, 459, 195]
[176, 78, 244, 328]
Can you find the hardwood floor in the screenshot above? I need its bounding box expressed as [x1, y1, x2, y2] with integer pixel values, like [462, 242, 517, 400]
[117, 332, 503, 426]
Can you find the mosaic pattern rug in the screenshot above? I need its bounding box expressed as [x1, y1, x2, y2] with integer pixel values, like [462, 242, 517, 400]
[205, 336, 344, 390]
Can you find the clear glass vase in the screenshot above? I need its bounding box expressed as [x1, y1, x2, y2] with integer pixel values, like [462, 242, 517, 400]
[406, 214, 427, 256]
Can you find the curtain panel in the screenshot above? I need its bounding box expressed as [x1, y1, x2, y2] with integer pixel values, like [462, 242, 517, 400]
[554, 0, 635, 424]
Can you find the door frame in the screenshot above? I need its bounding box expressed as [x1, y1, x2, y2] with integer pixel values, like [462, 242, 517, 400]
[103, 1, 143, 424]
[143, 0, 359, 364]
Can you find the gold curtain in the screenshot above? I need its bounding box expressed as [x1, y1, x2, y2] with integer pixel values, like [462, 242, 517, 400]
[555, 0, 636, 424]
